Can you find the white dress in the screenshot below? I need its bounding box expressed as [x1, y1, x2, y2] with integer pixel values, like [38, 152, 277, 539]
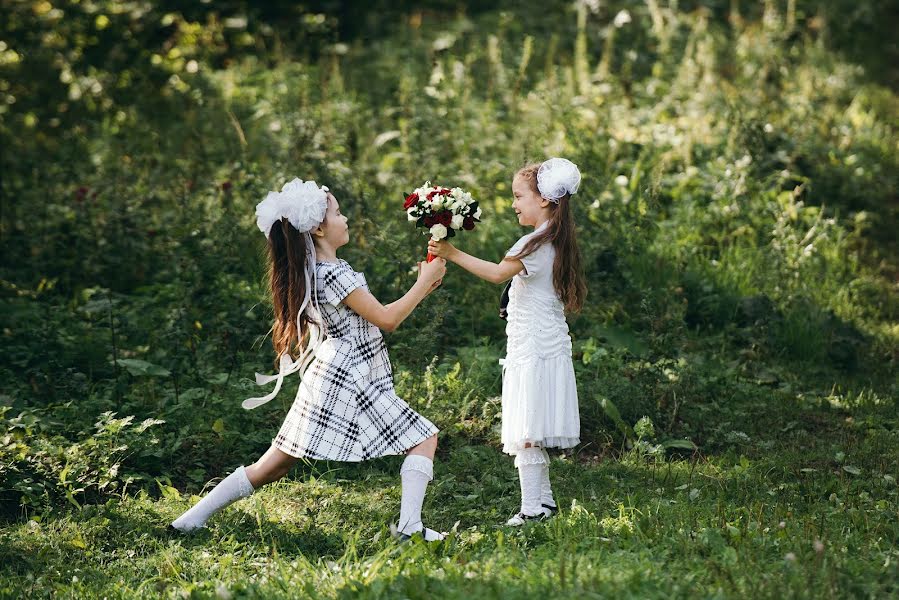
[501, 223, 580, 455]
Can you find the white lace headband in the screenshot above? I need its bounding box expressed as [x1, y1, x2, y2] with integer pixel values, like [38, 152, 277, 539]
[243, 178, 330, 410]
[536, 157, 581, 202]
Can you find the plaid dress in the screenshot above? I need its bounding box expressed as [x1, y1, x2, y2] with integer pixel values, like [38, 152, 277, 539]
[273, 259, 438, 461]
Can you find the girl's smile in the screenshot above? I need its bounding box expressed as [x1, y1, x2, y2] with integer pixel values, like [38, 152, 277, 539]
[511, 175, 550, 228]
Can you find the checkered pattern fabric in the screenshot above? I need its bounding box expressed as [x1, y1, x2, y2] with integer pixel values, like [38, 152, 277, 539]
[273, 259, 438, 461]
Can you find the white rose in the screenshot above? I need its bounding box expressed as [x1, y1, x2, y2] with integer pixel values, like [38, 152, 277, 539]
[451, 214, 464, 229]
[431, 195, 444, 209]
[473, 206, 482, 219]
[429, 223, 448, 239]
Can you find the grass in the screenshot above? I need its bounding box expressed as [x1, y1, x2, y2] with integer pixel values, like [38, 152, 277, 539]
[2, 2, 897, 597]
[2, 386, 896, 599]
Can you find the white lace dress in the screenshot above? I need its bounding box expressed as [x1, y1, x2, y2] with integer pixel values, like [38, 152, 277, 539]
[501, 223, 580, 455]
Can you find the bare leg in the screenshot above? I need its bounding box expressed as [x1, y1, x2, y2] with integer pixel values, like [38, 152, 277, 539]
[245, 445, 301, 488]
[407, 434, 438, 459]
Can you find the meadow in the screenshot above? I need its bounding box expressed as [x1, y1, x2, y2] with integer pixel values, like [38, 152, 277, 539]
[1, 1, 897, 597]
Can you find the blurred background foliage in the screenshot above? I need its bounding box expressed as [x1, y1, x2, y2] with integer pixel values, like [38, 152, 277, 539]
[1, 0, 897, 517]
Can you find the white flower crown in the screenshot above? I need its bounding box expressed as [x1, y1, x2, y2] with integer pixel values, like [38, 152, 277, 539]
[255, 178, 329, 237]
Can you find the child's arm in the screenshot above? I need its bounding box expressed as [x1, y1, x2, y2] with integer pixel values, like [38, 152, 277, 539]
[428, 240, 522, 285]
[342, 259, 446, 333]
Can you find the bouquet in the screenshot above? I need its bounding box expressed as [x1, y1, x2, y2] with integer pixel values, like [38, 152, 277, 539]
[403, 182, 481, 262]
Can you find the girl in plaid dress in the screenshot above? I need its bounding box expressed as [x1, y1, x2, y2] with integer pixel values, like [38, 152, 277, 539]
[171, 178, 448, 541]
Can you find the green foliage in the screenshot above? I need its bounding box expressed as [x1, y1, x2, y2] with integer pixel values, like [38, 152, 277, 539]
[1, 407, 164, 515]
[0, 1, 897, 594]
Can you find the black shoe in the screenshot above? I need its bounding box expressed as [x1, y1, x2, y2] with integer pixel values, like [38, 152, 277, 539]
[506, 511, 548, 526]
[391, 523, 446, 543]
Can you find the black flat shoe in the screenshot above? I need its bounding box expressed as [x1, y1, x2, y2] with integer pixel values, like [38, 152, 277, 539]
[506, 511, 548, 526]
[391, 523, 446, 542]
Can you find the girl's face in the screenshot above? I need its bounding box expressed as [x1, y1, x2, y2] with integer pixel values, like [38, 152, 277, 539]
[317, 193, 349, 249]
[511, 174, 550, 227]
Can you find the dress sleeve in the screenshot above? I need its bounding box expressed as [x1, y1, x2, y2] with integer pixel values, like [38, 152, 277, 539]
[318, 261, 363, 305]
[505, 234, 542, 278]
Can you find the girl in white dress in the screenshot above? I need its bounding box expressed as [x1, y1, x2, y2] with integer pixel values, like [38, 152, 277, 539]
[170, 178, 449, 541]
[429, 158, 586, 525]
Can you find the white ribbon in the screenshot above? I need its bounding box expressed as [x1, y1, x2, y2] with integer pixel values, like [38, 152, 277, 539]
[242, 232, 325, 410]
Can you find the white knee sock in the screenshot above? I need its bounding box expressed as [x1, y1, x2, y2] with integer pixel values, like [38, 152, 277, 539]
[170, 466, 254, 532]
[514, 448, 547, 516]
[398, 454, 443, 539]
[539, 448, 556, 509]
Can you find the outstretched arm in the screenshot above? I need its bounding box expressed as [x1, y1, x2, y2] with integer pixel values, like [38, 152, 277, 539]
[428, 239, 522, 285]
[342, 259, 446, 333]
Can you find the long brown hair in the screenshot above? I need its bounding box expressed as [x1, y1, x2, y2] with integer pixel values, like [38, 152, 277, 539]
[507, 163, 587, 313]
[267, 219, 314, 363]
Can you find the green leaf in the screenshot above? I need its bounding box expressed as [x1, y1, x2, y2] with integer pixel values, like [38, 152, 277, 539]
[207, 372, 229, 385]
[600, 397, 634, 440]
[59, 462, 70, 484]
[158, 483, 182, 501]
[65, 490, 81, 510]
[593, 325, 648, 357]
[842, 465, 861, 476]
[212, 419, 225, 434]
[662, 439, 697, 450]
[114, 358, 171, 377]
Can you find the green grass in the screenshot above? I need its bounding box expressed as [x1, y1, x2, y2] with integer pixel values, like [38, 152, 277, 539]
[2, 1, 898, 597]
[2, 388, 896, 599]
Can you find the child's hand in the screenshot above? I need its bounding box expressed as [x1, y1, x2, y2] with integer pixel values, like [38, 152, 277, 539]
[428, 239, 456, 260]
[418, 258, 446, 292]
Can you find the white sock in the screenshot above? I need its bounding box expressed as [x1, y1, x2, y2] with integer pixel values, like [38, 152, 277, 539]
[398, 454, 434, 536]
[514, 448, 547, 516]
[170, 466, 254, 532]
[539, 448, 556, 509]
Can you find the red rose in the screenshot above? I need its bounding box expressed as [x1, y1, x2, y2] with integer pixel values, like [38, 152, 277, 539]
[403, 193, 418, 209]
[438, 210, 452, 226]
[463, 216, 475, 230]
[423, 216, 436, 227]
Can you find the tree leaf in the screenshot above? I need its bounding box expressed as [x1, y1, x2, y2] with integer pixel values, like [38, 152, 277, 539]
[662, 439, 697, 450]
[114, 358, 171, 377]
